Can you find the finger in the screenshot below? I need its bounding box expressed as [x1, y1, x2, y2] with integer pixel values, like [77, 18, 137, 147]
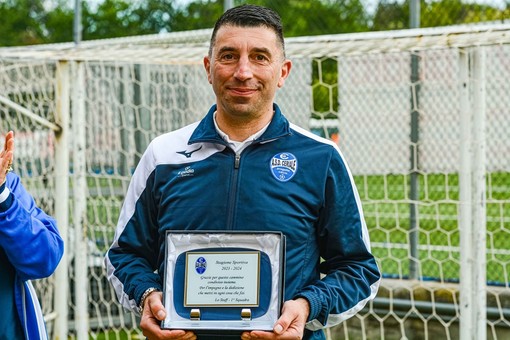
[2, 151, 13, 179]
[6, 134, 14, 157]
[1, 150, 12, 165]
[6, 151, 13, 166]
[147, 293, 167, 320]
[144, 329, 194, 340]
[276, 299, 309, 335]
[273, 313, 294, 335]
[159, 329, 189, 339]
[6, 138, 14, 153]
[181, 331, 198, 340]
[140, 313, 162, 339]
[3, 131, 14, 153]
[173, 330, 197, 340]
[1, 132, 14, 168]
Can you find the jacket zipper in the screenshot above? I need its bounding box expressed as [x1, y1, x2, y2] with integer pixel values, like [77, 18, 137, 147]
[226, 152, 241, 230]
[234, 153, 241, 169]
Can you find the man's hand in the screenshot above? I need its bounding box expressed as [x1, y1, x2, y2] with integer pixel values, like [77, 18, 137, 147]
[241, 298, 310, 339]
[0, 131, 14, 186]
[139, 291, 197, 340]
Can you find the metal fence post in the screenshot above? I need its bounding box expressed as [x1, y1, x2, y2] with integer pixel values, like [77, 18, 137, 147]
[471, 46, 487, 340]
[54, 61, 70, 339]
[72, 60, 90, 340]
[409, 0, 421, 280]
[459, 46, 487, 340]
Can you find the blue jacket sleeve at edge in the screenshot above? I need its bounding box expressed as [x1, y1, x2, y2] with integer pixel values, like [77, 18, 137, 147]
[0, 173, 64, 281]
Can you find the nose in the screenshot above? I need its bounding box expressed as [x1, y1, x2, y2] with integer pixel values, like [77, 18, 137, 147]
[233, 56, 253, 81]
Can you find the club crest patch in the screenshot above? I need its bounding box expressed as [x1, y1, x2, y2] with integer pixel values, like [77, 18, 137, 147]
[195, 256, 207, 275]
[270, 152, 298, 182]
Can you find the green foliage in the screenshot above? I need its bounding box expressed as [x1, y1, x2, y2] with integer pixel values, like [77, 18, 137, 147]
[167, 0, 370, 35]
[372, 0, 410, 30]
[171, 0, 225, 31]
[0, 0, 46, 46]
[372, 0, 510, 31]
[243, 0, 370, 36]
[1, 0, 509, 46]
[82, 0, 161, 40]
[312, 58, 339, 116]
[422, 0, 507, 27]
[44, 6, 74, 43]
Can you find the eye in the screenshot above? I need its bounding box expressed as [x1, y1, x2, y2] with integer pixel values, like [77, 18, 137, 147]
[254, 54, 268, 62]
[220, 53, 236, 61]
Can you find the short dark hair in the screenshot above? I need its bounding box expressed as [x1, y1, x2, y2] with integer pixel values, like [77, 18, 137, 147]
[209, 4, 285, 57]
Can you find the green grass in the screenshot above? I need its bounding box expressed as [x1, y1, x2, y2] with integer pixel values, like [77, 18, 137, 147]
[90, 329, 143, 340]
[83, 171, 510, 284]
[354, 172, 510, 284]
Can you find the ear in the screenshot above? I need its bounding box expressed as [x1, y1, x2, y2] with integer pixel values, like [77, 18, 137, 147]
[203, 56, 212, 84]
[277, 59, 292, 88]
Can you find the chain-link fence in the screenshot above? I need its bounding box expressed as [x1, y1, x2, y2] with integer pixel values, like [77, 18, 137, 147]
[0, 20, 509, 339]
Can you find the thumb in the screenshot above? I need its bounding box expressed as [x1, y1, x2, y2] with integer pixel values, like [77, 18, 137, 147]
[273, 298, 309, 335]
[273, 312, 293, 335]
[147, 293, 167, 320]
[274, 323, 285, 334]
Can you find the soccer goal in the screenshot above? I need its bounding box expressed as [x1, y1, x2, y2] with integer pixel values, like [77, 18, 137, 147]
[0, 23, 509, 339]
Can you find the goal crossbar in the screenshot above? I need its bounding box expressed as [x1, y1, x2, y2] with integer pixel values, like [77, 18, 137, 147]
[0, 24, 509, 64]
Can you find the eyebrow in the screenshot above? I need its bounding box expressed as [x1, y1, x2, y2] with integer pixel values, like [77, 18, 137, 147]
[216, 46, 273, 56]
[217, 46, 236, 55]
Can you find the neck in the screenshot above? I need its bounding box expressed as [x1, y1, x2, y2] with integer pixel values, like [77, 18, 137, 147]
[215, 109, 273, 142]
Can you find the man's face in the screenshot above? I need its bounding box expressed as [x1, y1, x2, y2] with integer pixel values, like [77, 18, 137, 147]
[204, 24, 291, 119]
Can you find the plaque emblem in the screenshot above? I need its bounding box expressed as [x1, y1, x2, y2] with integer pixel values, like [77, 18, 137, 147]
[195, 256, 207, 274]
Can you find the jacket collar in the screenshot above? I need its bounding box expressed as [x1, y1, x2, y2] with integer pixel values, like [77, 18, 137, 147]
[188, 103, 291, 146]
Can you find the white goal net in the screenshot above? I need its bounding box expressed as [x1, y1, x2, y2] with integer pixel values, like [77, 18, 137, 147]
[1, 23, 509, 339]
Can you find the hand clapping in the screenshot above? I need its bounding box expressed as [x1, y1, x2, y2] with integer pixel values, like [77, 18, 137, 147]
[1, 131, 14, 185]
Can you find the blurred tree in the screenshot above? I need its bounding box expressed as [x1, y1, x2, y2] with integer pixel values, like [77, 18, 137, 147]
[131, 0, 179, 33]
[1, 0, 508, 46]
[83, 0, 179, 39]
[84, 0, 137, 39]
[168, 0, 370, 35]
[44, 2, 74, 43]
[422, 0, 507, 27]
[240, 0, 370, 36]
[372, 0, 509, 31]
[0, 0, 46, 46]
[171, 0, 225, 31]
[372, 0, 409, 31]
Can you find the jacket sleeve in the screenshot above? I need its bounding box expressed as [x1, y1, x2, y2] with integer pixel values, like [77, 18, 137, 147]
[295, 147, 381, 330]
[105, 143, 162, 314]
[0, 173, 64, 280]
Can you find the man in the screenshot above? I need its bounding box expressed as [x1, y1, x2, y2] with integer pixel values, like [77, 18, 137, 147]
[0, 130, 64, 339]
[106, 4, 380, 340]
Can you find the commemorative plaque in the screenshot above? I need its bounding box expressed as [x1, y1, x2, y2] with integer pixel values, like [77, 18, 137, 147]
[162, 231, 285, 335]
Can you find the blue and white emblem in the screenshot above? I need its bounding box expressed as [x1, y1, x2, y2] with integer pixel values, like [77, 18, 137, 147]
[270, 152, 298, 182]
[195, 256, 207, 275]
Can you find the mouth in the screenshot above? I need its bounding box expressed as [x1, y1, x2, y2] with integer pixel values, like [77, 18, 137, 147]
[227, 85, 258, 96]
